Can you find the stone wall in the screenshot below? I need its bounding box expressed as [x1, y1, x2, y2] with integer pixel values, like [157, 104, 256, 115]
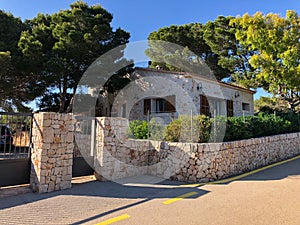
[30, 112, 74, 193]
[94, 117, 149, 181]
[94, 117, 300, 183]
[152, 133, 300, 182]
[29, 113, 300, 191]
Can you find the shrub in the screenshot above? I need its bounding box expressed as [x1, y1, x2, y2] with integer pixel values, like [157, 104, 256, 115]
[148, 118, 166, 141]
[128, 113, 298, 143]
[127, 120, 148, 139]
[127, 119, 166, 140]
[164, 117, 182, 142]
[273, 111, 300, 133]
[164, 115, 212, 143]
[224, 114, 292, 141]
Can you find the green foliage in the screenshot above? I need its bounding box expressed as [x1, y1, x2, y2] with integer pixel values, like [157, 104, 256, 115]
[270, 111, 300, 133]
[254, 96, 279, 114]
[148, 119, 166, 141]
[127, 119, 166, 141]
[157, 114, 297, 143]
[37, 92, 72, 112]
[146, 23, 230, 81]
[254, 96, 297, 114]
[231, 11, 300, 111]
[163, 117, 182, 142]
[18, 1, 132, 112]
[0, 10, 23, 54]
[147, 12, 300, 112]
[211, 116, 228, 142]
[164, 115, 213, 143]
[223, 114, 292, 141]
[146, 16, 256, 83]
[0, 114, 31, 132]
[0, 4, 132, 112]
[203, 16, 256, 86]
[0, 10, 37, 112]
[127, 120, 148, 139]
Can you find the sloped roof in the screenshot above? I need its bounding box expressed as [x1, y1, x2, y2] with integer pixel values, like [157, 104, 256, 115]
[134, 67, 256, 94]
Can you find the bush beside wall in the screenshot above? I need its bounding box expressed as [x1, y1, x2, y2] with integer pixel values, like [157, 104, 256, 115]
[128, 113, 300, 143]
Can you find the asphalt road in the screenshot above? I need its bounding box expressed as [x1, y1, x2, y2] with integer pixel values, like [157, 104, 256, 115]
[1, 157, 299, 225]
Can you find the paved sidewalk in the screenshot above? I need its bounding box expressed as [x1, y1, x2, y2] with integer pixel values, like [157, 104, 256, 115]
[1, 158, 300, 225]
[0, 176, 189, 225]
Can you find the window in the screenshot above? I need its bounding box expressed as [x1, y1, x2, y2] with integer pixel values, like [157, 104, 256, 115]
[227, 100, 234, 117]
[242, 102, 250, 111]
[156, 99, 166, 113]
[144, 97, 176, 114]
[144, 99, 151, 115]
[200, 95, 223, 117]
[200, 95, 210, 116]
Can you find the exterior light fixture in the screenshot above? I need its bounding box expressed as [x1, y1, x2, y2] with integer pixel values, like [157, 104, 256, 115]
[234, 91, 240, 98]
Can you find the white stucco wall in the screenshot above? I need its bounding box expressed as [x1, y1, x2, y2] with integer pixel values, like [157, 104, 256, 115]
[113, 68, 255, 120]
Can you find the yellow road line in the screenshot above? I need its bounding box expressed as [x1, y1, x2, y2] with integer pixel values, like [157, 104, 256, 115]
[180, 183, 201, 187]
[163, 191, 198, 205]
[95, 214, 131, 225]
[181, 154, 300, 187]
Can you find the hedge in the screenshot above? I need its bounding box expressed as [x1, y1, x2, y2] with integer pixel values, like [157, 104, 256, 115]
[127, 113, 300, 143]
[127, 119, 165, 140]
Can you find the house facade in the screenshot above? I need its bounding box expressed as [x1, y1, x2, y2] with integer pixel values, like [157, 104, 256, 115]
[112, 67, 255, 123]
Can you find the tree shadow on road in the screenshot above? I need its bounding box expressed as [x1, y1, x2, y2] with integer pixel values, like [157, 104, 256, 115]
[0, 177, 209, 225]
[1, 157, 299, 224]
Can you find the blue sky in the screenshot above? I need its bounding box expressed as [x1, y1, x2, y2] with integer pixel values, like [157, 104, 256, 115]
[1, 0, 299, 42]
[0, 0, 298, 99]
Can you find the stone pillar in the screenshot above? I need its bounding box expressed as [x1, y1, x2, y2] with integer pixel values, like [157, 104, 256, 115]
[30, 112, 74, 193]
[94, 117, 129, 181]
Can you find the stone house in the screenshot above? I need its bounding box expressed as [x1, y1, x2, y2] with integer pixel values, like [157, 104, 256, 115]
[112, 67, 255, 124]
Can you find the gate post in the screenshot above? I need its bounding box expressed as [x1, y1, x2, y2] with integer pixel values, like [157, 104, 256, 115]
[30, 112, 74, 193]
[94, 117, 129, 181]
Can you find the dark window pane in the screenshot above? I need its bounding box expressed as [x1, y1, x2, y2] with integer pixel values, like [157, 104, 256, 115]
[227, 100, 234, 117]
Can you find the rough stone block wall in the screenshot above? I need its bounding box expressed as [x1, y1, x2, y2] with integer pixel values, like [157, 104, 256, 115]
[30, 112, 74, 193]
[94, 117, 300, 183]
[94, 117, 149, 181]
[167, 133, 300, 182]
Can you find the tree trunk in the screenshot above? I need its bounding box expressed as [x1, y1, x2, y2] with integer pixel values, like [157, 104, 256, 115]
[59, 78, 68, 113]
[59, 92, 66, 113]
[66, 86, 78, 113]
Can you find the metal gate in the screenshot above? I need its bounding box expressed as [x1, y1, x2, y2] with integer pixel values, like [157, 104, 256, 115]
[72, 116, 95, 177]
[0, 112, 32, 187]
